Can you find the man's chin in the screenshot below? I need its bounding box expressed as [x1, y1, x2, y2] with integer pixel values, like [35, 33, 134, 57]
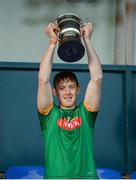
[60, 103, 75, 109]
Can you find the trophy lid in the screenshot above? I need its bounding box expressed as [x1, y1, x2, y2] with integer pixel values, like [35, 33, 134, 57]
[56, 13, 82, 24]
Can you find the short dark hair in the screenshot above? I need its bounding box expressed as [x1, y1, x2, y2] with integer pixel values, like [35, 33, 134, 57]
[53, 71, 79, 89]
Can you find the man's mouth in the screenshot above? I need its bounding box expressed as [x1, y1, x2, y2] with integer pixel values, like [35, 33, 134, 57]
[64, 97, 72, 101]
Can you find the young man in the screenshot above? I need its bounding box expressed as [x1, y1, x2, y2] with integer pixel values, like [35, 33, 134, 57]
[37, 22, 103, 179]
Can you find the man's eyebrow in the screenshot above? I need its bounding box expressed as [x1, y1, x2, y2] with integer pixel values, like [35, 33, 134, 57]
[69, 83, 76, 85]
[57, 84, 65, 88]
[59, 85, 65, 87]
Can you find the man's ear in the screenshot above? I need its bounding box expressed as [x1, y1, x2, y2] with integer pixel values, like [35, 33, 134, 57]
[52, 88, 57, 96]
[77, 86, 80, 95]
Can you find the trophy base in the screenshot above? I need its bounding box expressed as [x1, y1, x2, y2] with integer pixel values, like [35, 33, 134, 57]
[57, 39, 85, 63]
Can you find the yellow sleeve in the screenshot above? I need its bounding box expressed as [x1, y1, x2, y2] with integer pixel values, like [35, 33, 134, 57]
[40, 103, 54, 115]
[83, 101, 98, 112]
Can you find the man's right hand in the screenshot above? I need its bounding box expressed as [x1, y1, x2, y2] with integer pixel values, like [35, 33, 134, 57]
[44, 23, 59, 41]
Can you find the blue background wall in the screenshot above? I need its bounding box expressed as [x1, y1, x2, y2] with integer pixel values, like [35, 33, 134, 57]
[0, 62, 135, 175]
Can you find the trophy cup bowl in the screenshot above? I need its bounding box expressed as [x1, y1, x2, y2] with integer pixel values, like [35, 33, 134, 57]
[56, 13, 85, 62]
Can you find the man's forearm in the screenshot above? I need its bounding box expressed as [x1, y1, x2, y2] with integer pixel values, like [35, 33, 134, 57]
[38, 43, 56, 82]
[84, 38, 103, 82]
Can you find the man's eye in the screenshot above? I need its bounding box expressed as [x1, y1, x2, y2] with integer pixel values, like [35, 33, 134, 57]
[59, 87, 64, 90]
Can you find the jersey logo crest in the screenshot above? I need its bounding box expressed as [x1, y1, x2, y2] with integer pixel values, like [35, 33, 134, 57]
[57, 117, 82, 130]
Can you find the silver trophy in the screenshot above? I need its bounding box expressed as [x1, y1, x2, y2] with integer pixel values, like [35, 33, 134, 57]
[56, 13, 85, 62]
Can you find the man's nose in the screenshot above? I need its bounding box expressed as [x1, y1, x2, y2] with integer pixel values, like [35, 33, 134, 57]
[65, 87, 70, 94]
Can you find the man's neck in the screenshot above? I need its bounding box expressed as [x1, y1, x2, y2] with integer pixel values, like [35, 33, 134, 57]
[60, 105, 76, 109]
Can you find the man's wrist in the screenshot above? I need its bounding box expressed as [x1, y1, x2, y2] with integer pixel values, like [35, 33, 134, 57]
[49, 38, 58, 45]
[83, 38, 91, 45]
[83, 37, 90, 41]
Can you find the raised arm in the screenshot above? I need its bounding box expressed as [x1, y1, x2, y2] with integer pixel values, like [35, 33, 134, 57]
[37, 23, 59, 114]
[81, 22, 103, 111]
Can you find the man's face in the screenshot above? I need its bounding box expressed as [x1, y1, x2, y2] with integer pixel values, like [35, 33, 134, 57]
[53, 79, 80, 109]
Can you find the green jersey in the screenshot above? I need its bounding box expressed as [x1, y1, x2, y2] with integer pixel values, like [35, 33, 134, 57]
[38, 102, 98, 179]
